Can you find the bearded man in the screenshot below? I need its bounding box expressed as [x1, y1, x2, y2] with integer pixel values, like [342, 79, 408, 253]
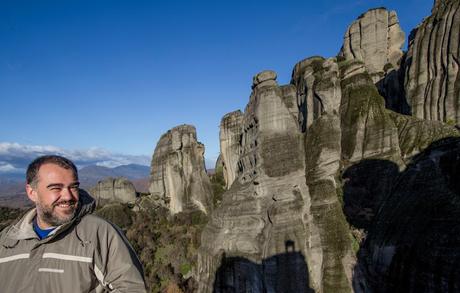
[0, 155, 147, 292]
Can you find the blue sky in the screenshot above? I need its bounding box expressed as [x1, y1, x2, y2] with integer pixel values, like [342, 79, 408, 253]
[0, 0, 433, 169]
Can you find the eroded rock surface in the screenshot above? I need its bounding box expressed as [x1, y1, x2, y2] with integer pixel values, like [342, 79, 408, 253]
[404, 0, 460, 124]
[339, 8, 405, 81]
[89, 177, 137, 206]
[219, 110, 243, 189]
[193, 4, 460, 292]
[353, 137, 460, 292]
[198, 70, 354, 292]
[149, 124, 213, 214]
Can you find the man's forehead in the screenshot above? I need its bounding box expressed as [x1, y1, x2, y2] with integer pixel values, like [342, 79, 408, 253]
[37, 163, 78, 180]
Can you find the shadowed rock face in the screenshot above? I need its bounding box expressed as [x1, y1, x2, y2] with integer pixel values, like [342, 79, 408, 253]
[353, 138, 460, 292]
[404, 0, 460, 125]
[89, 177, 137, 206]
[219, 110, 243, 189]
[149, 124, 213, 214]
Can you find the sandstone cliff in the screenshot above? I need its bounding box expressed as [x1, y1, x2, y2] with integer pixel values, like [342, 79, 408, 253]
[198, 53, 458, 292]
[404, 0, 460, 125]
[137, 3, 460, 292]
[219, 110, 243, 189]
[353, 137, 460, 292]
[339, 8, 405, 82]
[149, 124, 213, 214]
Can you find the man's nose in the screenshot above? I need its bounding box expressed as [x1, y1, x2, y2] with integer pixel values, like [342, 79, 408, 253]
[61, 187, 76, 199]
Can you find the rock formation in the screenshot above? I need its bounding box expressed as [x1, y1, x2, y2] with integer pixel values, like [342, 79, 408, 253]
[198, 70, 355, 292]
[219, 110, 243, 189]
[149, 124, 213, 214]
[339, 8, 405, 82]
[89, 177, 137, 206]
[198, 48, 458, 291]
[404, 0, 460, 125]
[353, 137, 460, 292]
[128, 3, 460, 292]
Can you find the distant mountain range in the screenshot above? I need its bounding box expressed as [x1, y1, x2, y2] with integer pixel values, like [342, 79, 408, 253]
[0, 163, 150, 208]
[78, 164, 150, 188]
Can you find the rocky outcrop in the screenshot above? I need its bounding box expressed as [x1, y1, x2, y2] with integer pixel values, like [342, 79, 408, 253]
[149, 125, 213, 214]
[89, 177, 137, 206]
[192, 4, 460, 292]
[339, 8, 405, 81]
[339, 8, 410, 115]
[291, 57, 342, 131]
[198, 70, 354, 292]
[219, 110, 243, 189]
[353, 137, 460, 292]
[404, 0, 460, 125]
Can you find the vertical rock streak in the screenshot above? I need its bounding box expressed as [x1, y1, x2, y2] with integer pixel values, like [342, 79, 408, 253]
[405, 0, 460, 124]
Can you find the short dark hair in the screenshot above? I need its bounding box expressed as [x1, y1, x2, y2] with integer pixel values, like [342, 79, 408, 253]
[26, 155, 78, 186]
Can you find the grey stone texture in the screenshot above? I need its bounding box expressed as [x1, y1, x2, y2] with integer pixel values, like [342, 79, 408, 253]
[404, 0, 460, 125]
[339, 8, 405, 81]
[89, 177, 137, 206]
[148, 124, 213, 215]
[219, 110, 243, 189]
[191, 4, 460, 292]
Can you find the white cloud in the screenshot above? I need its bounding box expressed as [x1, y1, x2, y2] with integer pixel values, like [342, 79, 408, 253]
[0, 142, 150, 173]
[0, 162, 21, 173]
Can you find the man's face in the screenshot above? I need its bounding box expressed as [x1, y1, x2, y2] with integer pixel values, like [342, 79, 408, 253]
[26, 163, 80, 228]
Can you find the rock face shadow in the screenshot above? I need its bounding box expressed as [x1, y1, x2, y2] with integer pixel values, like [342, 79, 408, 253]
[349, 137, 460, 292]
[342, 159, 400, 231]
[213, 241, 313, 293]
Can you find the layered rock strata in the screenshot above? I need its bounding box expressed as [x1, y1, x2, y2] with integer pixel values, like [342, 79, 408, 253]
[149, 124, 213, 214]
[89, 177, 137, 206]
[219, 110, 243, 189]
[404, 0, 460, 124]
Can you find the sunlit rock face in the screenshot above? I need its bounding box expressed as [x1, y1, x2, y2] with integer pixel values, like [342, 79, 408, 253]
[339, 8, 405, 81]
[89, 177, 137, 206]
[198, 70, 354, 292]
[148, 124, 213, 214]
[219, 110, 243, 189]
[195, 4, 460, 292]
[404, 0, 460, 125]
[291, 57, 342, 132]
[339, 8, 410, 115]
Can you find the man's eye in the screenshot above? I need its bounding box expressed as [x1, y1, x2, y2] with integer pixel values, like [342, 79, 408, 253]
[50, 187, 62, 191]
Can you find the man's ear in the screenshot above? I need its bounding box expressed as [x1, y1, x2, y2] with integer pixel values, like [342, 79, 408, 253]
[26, 184, 38, 203]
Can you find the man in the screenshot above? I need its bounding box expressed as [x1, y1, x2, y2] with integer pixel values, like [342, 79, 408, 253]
[0, 155, 147, 292]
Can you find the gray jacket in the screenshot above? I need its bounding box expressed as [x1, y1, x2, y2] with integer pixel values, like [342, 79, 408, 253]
[0, 191, 146, 293]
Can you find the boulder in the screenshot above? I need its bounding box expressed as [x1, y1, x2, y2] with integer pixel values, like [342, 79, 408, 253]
[90, 177, 137, 206]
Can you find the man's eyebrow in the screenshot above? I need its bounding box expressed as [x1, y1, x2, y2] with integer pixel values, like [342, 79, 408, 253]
[46, 183, 64, 189]
[46, 182, 80, 188]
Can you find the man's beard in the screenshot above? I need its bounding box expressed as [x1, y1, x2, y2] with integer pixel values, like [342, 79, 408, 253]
[36, 200, 79, 227]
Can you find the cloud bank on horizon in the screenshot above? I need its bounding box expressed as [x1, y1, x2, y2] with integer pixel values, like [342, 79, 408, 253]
[0, 142, 151, 173]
